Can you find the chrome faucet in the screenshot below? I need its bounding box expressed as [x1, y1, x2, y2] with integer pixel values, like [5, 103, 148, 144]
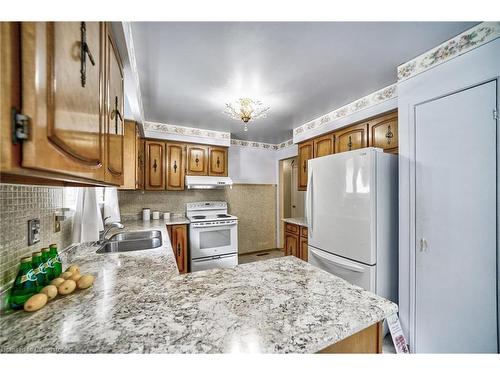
[98, 220, 124, 244]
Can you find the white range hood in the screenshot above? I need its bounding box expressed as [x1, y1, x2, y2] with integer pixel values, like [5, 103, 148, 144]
[185, 176, 233, 189]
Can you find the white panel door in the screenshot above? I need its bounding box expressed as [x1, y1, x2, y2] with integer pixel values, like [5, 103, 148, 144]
[307, 149, 376, 265]
[415, 80, 497, 353]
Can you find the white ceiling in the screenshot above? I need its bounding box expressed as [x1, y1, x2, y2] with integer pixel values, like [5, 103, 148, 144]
[127, 22, 476, 143]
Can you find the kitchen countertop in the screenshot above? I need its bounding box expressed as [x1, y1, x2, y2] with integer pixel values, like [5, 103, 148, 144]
[0, 220, 397, 353]
[282, 217, 308, 227]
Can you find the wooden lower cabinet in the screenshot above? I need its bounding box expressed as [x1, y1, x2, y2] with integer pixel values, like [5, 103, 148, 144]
[167, 224, 188, 274]
[284, 222, 308, 261]
[318, 322, 383, 353]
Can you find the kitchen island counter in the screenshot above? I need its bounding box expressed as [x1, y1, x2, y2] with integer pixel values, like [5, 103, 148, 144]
[0, 220, 397, 353]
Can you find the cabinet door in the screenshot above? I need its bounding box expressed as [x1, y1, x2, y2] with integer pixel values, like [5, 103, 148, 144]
[121, 120, 136, 189]
[300, 237, 308, 262]
[145, 141, 165, 190]
[166, 143, 185, 190]
[136, 137, 145, 190]
[298, 141, 313, 191]
[104, 24, 124, 185]
[313, 134, 334, 158]
[335, 123, 368, 153]
[368, 112, 398, 153]
[284, 233, 299, 258]
[20, 22, 105, 181]
[171, 225, 188, 274]
[208, 146, 228, 176]
[186, 145, 208, 175]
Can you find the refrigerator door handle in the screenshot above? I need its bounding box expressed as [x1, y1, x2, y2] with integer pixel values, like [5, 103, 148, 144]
[312, 249, 366, 273]
[306, 169, 313, 235]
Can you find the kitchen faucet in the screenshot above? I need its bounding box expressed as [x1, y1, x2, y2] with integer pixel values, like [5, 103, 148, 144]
[98, 217, 124, 244]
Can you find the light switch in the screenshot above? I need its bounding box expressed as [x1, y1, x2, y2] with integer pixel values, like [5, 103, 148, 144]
[28, 218, 40, 246]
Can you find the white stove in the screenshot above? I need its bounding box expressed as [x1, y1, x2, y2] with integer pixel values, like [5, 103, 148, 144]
[186, 201, 238, 272]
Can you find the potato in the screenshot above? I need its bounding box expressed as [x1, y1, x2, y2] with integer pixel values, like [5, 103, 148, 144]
[60, 271, 73, 279]
[40, 285, 58, 300]
[58, 279, 76, 295]
[68, 273, 82, 282]
[77, 274, 95, 290]
[66, 264, 80, 274]
[24, 293, 47, 312]
[50, 277, 65, 287]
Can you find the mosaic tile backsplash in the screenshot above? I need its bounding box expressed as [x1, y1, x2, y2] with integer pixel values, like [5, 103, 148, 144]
[0, 184, 73, 291]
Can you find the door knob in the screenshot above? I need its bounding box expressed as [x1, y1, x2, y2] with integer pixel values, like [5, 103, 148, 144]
[419, 238, 428, 252]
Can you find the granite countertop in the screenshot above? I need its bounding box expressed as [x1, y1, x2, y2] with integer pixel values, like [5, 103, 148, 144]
[0, 220, 397, 353]
[282, 217, 308, 227]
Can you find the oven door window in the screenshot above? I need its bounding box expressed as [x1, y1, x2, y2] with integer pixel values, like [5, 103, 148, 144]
[199, 228, 231, 249]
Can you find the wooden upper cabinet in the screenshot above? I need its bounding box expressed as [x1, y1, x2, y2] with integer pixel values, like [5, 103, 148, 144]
[103, 23, 124, 185]
[145, 141, 165, 190]
[208, 146, 228, 176]
[186, 144, 208, 175]
[369, 111, 398, 153]
[313, 133, 335, 158]
[166, 143, 185, 190]
[335, 123, 368, 153]
[298, 141, 313, 191]
[136, 137, 145, 189]
[121, 120, 137, 189]
[19, 22, 105, 181]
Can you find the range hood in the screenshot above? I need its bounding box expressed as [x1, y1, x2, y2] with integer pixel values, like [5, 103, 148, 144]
[185, 176, 233, 189]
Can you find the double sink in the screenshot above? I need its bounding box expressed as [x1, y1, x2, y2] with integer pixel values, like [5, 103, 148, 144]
[96, 230, 162, 254]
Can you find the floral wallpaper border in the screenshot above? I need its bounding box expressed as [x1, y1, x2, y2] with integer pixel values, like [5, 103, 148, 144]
[398, 22, 500, 82]
[231, 138, 294, 151]
[293, 83, 397, 137]
[144, 122, 231, 140]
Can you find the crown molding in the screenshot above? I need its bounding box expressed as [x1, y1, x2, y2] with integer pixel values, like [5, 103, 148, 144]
[293, 83, 397, 140]
[398, 22, 500, 82]
[230, 138, 294, 151]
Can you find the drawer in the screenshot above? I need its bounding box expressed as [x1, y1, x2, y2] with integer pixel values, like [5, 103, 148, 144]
[285, 223, 299, 235]
[300, 226, 308, 238]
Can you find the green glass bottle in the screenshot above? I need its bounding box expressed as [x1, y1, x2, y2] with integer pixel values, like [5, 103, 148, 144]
[31, 251, 48, 291]
[41, 247, 55, 281]
[9, 257, 38, 310]
[49, 243, 62, 278]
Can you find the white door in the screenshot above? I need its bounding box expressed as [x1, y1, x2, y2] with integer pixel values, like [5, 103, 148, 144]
[308, 246, 376, 292]
[415, 80, 498, 353]
[307, 149, 376, 265]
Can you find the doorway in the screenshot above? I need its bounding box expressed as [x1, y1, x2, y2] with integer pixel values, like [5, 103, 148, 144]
[278, 157, 305, 248]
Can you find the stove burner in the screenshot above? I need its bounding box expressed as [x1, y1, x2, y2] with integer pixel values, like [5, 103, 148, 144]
[217, 214, 230, 218]
[192, 215, 206, 220]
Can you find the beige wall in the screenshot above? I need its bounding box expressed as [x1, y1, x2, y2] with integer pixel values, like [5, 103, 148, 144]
[118, 184, 277, 255]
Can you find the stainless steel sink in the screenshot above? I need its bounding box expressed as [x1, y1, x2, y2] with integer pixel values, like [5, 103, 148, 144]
[108, 230, 161, 242]
[96, 237, 162, 254]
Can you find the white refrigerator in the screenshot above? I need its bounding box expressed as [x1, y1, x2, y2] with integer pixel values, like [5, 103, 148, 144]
[307, 147, 398, 304]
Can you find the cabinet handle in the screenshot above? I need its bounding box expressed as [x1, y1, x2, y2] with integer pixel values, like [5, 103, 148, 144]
[80, 22, 96, 88]
[385, 125, 394, 145]
[111, 96, 123, 134]
[195, 155, 199, 166]
[177, 243, 181, 257]
[173, 160, 177, 173]
[347, 136, 353, 151]
[153, 159, 157, 173]
[216, 156, 220, 168]
[303, 160, 306, 173]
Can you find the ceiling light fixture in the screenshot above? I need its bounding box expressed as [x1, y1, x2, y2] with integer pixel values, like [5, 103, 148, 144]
[223, 98, 270, 131]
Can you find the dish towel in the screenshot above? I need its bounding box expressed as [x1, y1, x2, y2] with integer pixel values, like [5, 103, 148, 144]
[103, 187, 121, 224]
[72, 187, 104, 243]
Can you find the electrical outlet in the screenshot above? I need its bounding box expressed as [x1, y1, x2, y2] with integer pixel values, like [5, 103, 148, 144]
[28, 218, 40, 245]
[54, 214, 61, 233]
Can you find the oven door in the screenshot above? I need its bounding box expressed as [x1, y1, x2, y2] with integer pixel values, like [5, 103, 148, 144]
[190, 222, 238, 259]
[191, 253, 238, 272]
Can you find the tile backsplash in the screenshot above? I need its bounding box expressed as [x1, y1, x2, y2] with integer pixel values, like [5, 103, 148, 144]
[0, 184, 73, 291]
